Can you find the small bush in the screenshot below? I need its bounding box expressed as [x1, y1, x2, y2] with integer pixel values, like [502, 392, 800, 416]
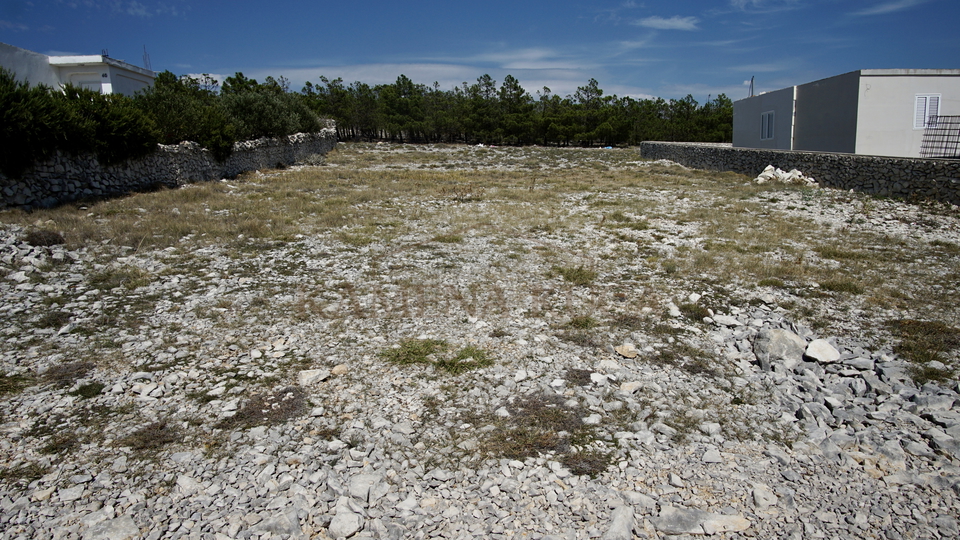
[36, 310, 71, 329]
[24, 229, 65, 247]
[431, 233, 463, 243]
[118, 420, 182, 451]
[567, 315, 598, 329]
[678, 303, 709, 320]
[69, 382, 105, 399]
[43, 362, 94, 388]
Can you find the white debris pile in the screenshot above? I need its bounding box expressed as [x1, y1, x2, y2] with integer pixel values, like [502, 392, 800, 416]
[754, 165, 818, 187]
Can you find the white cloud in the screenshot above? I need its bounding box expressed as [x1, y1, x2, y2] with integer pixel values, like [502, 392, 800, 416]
[850, 0, 930, 16]
[0, 19, 29, 31]
[633, 15, 699, 31]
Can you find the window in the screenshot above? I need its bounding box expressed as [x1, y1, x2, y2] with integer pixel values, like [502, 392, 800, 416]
[761, 111, 775, 140]
[915, 94, 941, 129]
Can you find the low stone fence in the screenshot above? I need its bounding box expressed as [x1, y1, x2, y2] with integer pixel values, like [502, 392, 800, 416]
[1, 129, 338, 209]
[640, 142, 960, 206]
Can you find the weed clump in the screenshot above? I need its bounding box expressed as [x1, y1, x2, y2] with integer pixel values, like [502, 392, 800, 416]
[566, 315, 598, 329]
[431, 233, 463, 244]
[678, 303, 709, 321]
[218, 386, 307, 430]
[560, 449, 612, 478]
[480, 393, 584, 460]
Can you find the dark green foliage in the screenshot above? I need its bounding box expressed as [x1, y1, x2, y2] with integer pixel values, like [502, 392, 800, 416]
[302, 72, 733, 146]
[381, 340, 495, 374]
[0, 373, 35, 396]
[0, 68, 158, 177]
[133, 71, 237, 161]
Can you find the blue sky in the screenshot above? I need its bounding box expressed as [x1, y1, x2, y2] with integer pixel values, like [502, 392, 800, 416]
[2, 0, 958, 103]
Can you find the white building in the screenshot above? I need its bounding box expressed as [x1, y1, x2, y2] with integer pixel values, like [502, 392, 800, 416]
[733, 70, 960, 158]
[0, 42, 155, 96]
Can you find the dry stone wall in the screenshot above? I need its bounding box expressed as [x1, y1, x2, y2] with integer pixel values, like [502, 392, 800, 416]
[0, 129, 337, 209]
[640, 142, 960, 206]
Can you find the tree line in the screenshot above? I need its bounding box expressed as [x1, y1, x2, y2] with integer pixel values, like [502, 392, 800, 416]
[302, 74, 732, 147]
[2, 67, 731, 178]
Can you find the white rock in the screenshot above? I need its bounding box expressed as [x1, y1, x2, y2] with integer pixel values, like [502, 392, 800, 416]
[805, 339, 841, 363]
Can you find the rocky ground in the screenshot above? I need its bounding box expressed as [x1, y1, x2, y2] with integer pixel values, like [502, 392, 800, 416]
[1, 143, 959, 539]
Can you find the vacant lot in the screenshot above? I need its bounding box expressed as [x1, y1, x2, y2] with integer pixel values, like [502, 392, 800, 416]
[1, 143, 958, 539]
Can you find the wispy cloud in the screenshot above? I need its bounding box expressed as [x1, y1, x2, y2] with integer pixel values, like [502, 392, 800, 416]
[0, 19, 29, 31]
[727, 0, 801, 14]
[633, 15, 700, 30]
[850, 0, 930, 16]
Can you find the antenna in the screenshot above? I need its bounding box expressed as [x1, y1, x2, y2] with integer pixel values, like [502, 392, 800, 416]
[749, 76, 755, 98]
[101, 48, 109, 57]
[142, 45, 152, 71]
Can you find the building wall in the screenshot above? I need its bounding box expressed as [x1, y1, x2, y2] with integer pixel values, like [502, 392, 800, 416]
[639, 141, 960, 206]
[856, 70, 960, 158]
[0, 42, 60, 87]
[732, 86, 794, 150]
[793, 71, 860, 154]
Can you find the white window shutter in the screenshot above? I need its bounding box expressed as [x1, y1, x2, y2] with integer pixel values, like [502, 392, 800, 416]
[915, 96, 927, 129]
[928, 95, 940, 125]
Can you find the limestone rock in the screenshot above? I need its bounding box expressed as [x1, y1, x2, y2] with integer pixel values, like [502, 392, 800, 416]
[754, 328, 806, 370]
[805, 339, 841, 364]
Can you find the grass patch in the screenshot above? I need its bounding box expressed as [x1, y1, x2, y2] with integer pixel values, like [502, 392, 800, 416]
[0, 463, 49, 487]
[380, 339, 448, 366]
[564, 368, 594, 386]
[434, 345, 494, 374]
[757, 278, 785, 287]
[550, 265, 597, 286]
[88, 266, 152, 290]
[382, 339, 494, 374]
[886, 319, 960, 384]
[678, 303, 709, 321]
[820, 279, 864, 295]
[431, 233, 463, 244]
[0, 374, 35, 396]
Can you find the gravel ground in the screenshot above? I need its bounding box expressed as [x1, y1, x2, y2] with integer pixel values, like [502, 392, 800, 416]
[1, 143, 959, 539]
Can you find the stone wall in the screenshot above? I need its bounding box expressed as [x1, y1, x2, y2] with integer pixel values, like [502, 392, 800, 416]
[640, 142, 960, 206]
[0, 129, 337, 209]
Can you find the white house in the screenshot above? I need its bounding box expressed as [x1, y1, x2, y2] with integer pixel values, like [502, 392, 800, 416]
[733, 70, 960, 158]
[0, 42, 155, 96]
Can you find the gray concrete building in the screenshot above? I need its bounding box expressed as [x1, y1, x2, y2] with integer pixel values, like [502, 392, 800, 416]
[733, 70, 960, 158]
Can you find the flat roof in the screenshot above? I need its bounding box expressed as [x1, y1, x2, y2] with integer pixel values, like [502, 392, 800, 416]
[48, 55, 155, 77]
[861, 69, 960, 77]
